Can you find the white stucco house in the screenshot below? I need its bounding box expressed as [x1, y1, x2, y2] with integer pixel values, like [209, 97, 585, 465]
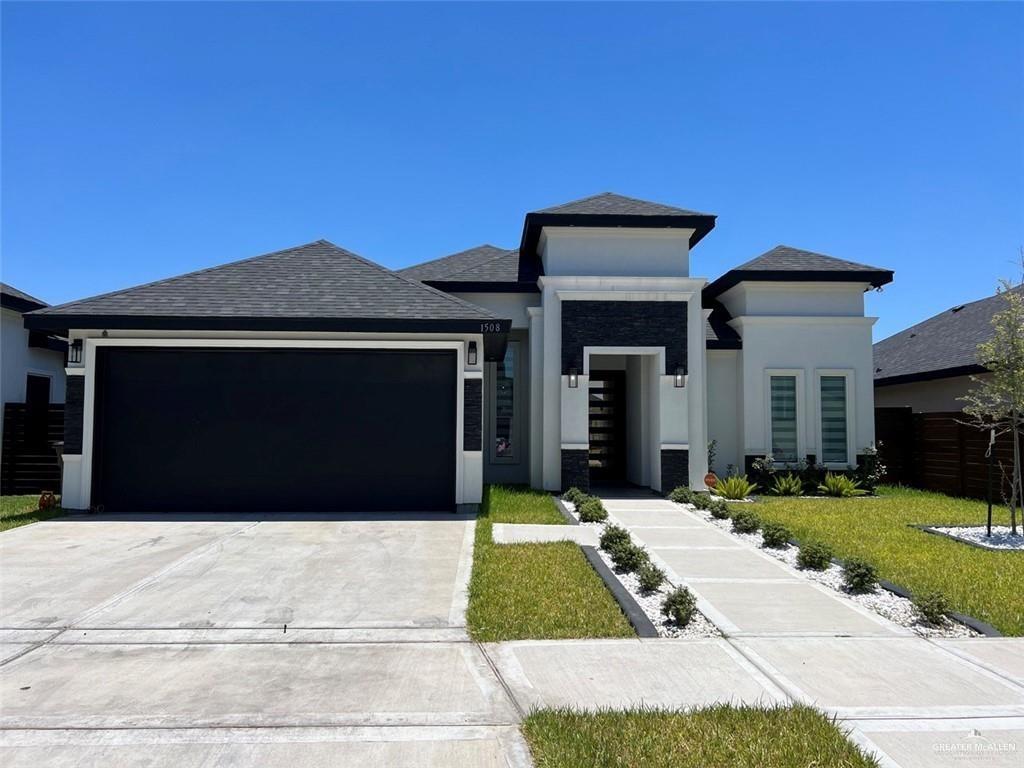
[24, 193, 893, 513]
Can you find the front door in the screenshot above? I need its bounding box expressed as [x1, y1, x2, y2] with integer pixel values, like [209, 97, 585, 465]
[588, 370, 626, 486]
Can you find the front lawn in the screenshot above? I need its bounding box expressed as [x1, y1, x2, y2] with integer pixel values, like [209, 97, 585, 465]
[0, 494, 64, 532]
[742, 486, 1023, 635]
[466, 485, 633, 641]
[523, 704, 878, 768]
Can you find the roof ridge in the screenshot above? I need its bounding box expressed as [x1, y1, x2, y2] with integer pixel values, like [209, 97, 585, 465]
[35, 240, 331, 315]
[397, 243, 503, 275]
[330, 242, 498, 319]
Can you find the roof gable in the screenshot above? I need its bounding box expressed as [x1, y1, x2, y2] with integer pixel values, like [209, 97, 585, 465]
[535, 192, 711, 218]
[874, 285, 1023, 385]
[26, 240, 501, 333]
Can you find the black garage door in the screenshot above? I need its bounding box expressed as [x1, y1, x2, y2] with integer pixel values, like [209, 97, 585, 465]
[91, 347, 457, 512]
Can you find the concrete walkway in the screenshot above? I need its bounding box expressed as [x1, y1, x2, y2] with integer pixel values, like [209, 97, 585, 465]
[586, 491, 1024, 767]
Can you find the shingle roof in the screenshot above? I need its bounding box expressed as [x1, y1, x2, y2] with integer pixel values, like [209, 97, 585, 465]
[535, 192, 712, 218]
[705, 301, 742, 349]
[705, 245, 894, 298]
[399, 244, 519, 283]
[0, 282, 48, 311]
[873, 285, 1023, 385]
[26, 240, 500, 333]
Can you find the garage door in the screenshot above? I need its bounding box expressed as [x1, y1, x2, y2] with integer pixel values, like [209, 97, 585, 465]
[90, 347, 457, 512]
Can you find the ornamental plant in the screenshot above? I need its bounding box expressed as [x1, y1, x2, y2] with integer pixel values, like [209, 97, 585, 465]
[561, 487, 587, 505]
[796, 541, 833, 571]
[661, 586, 697, 626]
[842, 558, 878, 594]
[599, 525, 631, 555]
[760, 521, 791, 549]
[610, 542, 649, 573]
[712, 475, 757, 500]
[577, 497, 608, 523]
[636, 562, 666, 593]
[818, 472, 867, 497]
[730, 509, 760, 534]
[913, 590, 950, 626]
[771, 473, 803, 496]
[708, 498, 731, 519]
[668, 486, 696, 505]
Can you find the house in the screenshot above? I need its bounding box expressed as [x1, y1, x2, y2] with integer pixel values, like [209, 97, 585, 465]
[24, 193, 893, 513]
[873, 286, 1022, 412]
[1, 283, 67, 493]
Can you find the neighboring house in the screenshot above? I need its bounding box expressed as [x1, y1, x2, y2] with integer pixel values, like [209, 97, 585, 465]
[25, 193, 892, 513]
[1, 283, 67, 492]
[873, 286, 1023, 412]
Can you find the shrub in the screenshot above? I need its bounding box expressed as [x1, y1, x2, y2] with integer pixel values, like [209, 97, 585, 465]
[668, 486, 696, 505]
[708, 498, 731, 519]
[818, 472, 867, 497]
[661, 586, 697, 626]
[561, 487, 587, 505]
[610, 542, 649, 573]
[913, 590, 950, 625]
[731, 509, 760, 534]
[577, 497, 608, 523]
[842, 558, 878, 594]
[770, 473, 803, 496]
[690, 493, 712, 511]
[599, 525, 632, 554]
[796, 541, 833, 571]
[712, 475, 757, 500]
[760, 521, 791, 549]
[855, 444, 886, 492]
[636, 562, 666, 593]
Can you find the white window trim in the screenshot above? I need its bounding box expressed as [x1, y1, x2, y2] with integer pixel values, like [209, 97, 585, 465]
[815, 368, 856, 469]
[764, 368, 805, 465]
[489, 340, 522, 465]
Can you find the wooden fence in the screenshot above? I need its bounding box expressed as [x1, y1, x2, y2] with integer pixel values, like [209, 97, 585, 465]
[876, 407, 1021, 500]
[1, 403, 64, 495]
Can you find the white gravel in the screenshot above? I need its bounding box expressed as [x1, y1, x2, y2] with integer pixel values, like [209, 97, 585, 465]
[563, 501, 720, 638]
[930, 525, 1024, 551]
[690, 505, 979, 638]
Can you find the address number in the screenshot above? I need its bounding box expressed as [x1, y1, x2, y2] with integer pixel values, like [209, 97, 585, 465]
[480, 322, 503, 333]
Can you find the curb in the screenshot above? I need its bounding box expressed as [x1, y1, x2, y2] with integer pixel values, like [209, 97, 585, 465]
[580, 545, 659, 638]
[551, 496, 579, 526]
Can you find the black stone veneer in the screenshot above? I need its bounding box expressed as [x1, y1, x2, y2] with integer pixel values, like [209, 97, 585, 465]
[661, 449, 689, 492]
[561, 449, 589, 493]
[64, 376, 85, 454]
[463, 378, 482, 451]
[561, 300, 687, 375]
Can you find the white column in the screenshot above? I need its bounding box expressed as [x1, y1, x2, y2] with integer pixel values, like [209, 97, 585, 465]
[687, 296, 709, 489]
[527, 307, 544, 489]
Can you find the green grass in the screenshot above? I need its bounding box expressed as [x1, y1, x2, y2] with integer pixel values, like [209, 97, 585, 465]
[522, 704, 878, 768]
[741, 485, 1023, 634]
[466, 485, 633, 641]
[0, 494, 65, 532]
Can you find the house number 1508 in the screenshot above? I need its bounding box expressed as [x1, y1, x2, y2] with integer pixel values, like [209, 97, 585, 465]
[480, 323, 502, 333]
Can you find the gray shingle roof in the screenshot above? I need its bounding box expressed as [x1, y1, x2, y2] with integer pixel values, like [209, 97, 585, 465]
[26, 240, 498, 331]
[399, 244, 519, 283]
[1, 282, 48, 310]
[873, 285, 1024, 384]
[535, 192, 712, 218]
[705, 245, 894, 298]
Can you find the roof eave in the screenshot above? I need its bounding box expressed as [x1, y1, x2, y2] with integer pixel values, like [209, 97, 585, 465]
[704, 268, 894, 300]
[1, 294, 47, 313]
[23, 313, 511, 336]
[874, 363, 986, 388]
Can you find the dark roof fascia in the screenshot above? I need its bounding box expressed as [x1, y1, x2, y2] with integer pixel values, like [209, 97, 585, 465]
[517, 212, 717, 279]
[23, 313, 512, 336]
[1, 294, 46, 313]
[424, 280, 540, 294]
[706, 338, 743, 351]
[874, 363, 986, 388]
[704, 268, 895, 300]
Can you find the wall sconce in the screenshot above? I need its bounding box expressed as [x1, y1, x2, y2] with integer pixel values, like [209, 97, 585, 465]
[568, 368, 579, 388]
[467, 341, 478, 366]
[68, 339, 83, 365]
[674, 367, 687, 388]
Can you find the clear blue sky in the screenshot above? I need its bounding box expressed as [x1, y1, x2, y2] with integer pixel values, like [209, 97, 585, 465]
[2, 2, 1021, 340]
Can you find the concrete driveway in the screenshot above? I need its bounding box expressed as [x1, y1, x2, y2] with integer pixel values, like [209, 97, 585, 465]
[0, 513, 530, 767]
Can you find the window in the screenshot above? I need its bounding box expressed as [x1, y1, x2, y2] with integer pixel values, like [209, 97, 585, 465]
[820, 375, 849, 464]
[491, 341, 518, 462]
[770, 375, 798, 462]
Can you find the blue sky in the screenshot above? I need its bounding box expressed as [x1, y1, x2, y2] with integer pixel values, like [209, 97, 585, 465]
[2, 2, 1021, 340]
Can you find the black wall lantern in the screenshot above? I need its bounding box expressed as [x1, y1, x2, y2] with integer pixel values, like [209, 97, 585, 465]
[568, 368, 579, 388]
[674, 367, 687, 388]
[467, 341, 478, 366]
[68, 339, 83, 365]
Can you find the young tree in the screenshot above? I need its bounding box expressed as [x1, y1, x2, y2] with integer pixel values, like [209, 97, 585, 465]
[960, 265, 1024, 536]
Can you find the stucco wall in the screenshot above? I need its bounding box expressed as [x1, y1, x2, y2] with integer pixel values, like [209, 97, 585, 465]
[707, 349, 742, 474]
[874, 373, 985, 413]
[1, 308, 67, 406]
[539, 228, 691, 278]
[718, 282, 867, 318]
[448, 292, 537, 330]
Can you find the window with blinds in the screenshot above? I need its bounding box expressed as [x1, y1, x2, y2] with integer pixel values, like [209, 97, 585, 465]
[770, 375, 798, 462]
[820, 375, 848, 464]
[492, 342, 517, 462]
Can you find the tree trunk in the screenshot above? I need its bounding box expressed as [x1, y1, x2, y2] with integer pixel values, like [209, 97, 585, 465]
[1012, 414, 1020, 536]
